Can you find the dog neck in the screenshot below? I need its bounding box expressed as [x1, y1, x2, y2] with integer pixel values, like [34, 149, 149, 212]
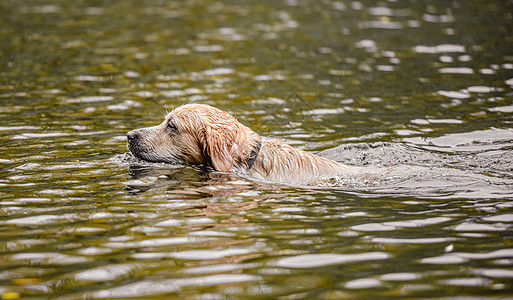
[245, 140, 261, 170]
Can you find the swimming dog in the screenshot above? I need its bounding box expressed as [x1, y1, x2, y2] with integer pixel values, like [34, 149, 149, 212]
[127, 104, 359, 185]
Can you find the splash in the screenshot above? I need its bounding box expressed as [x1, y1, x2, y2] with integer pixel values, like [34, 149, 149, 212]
[317, 140, 513, 198]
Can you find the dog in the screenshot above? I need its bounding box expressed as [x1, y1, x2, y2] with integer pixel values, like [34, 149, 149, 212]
[127, 103, 361, 185]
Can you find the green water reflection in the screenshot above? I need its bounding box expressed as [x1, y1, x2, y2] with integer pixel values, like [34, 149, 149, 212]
[1, 0, 512, 298]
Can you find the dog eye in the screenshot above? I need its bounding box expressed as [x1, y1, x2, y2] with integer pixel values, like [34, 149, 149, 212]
[167, 122, 178, 132]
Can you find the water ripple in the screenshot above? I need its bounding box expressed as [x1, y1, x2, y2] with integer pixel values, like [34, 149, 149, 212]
[90, 274, 261, 298]
[275, 252, 390, 268]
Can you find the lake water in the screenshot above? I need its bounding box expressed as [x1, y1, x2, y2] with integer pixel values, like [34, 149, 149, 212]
[1, 0, 513, 298]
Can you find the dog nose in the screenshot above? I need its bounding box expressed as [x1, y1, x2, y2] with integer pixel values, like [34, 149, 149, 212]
[127, 130, 140, 141]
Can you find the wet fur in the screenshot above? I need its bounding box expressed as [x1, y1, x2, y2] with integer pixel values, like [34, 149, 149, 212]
[127, 104, 359, 185]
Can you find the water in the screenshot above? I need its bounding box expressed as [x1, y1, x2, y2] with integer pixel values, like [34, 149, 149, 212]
[1, 0, 513, 298]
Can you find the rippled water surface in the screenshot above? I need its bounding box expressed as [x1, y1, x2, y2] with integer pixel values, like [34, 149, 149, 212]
[1, 0, 513, 298]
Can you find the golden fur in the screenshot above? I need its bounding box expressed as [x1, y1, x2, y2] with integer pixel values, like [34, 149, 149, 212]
[127, 104, 359, 185]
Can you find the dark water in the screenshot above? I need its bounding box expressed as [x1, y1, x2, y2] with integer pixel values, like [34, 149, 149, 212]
[1, 0, 513, 298]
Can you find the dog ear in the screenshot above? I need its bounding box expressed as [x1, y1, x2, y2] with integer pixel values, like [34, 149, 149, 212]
[203, 126, 234, 171]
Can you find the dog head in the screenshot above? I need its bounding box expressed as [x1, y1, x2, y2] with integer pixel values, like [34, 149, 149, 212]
[127, 104, 261, 171]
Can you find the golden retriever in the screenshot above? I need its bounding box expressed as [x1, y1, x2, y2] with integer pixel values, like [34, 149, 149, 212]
[127, 103, 360, 185]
